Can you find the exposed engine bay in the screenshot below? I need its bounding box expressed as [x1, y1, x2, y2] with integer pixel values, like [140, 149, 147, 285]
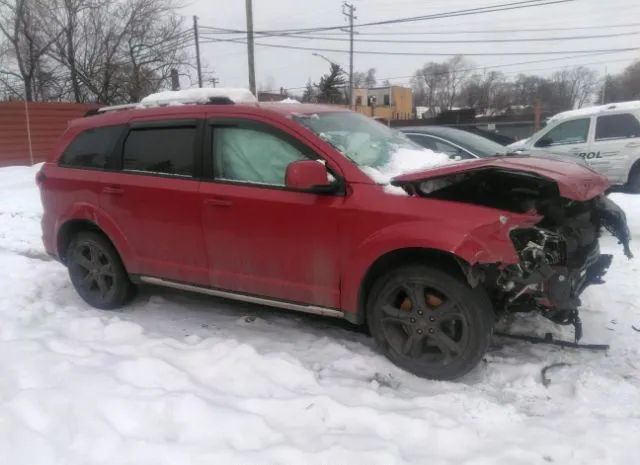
[408, 168, 633, 339]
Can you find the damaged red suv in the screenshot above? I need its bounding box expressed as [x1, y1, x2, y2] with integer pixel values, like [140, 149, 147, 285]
[38, 89, 632, 380]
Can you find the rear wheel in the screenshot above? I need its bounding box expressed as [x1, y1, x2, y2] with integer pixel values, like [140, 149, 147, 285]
[367, 265, 493, 380]
[627, 163, 640, 193]
[66, 231, 134, 309]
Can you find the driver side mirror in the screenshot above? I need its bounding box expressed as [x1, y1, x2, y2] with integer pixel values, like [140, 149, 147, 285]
[285, 160, 339, 194]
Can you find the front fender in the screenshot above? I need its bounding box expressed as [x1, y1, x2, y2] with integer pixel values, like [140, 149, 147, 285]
[55, 202, 138, 272]
[340, 212, 540, 314]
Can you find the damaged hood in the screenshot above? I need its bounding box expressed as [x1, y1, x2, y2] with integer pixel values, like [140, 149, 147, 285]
[391, 156, 609, 201]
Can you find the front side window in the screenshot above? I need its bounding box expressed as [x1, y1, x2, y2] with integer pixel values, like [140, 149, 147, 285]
[406, 134, 438, 151]
[595, 113, 640, 141]
[60, 125, 124, 169]
[213, 126, 308, 186]
[123, 126, 196, 176]
[535, 118, 590, 147]
[406, 134, 472, 159]
[431, 139, 471, 159]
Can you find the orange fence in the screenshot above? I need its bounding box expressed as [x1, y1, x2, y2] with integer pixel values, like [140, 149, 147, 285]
[0, 101, 99, 167]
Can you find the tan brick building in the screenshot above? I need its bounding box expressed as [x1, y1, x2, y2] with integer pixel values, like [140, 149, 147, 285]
[352, 86, 413, 120]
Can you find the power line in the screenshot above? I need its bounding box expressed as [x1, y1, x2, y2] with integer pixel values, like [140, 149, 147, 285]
[200, 21, 640, 38]
[200, 36, 639, 57]
[199, 29, 640, 44]
[199, 0, 574, 36]
[245, 22, 640, 36]
[262, 52, 639, 93]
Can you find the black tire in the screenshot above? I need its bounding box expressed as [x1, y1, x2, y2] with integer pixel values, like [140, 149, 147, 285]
[627, 163, 640, 193]
[367, 265, 494, 380]
[66, 231, 134, 310]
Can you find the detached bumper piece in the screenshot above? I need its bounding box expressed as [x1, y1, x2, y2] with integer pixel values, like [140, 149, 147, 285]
[495, 331, 609, 351]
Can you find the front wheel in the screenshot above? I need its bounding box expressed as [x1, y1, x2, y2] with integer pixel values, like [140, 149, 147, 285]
[66, 231, 134, 310]
[367, 265, 494, 380]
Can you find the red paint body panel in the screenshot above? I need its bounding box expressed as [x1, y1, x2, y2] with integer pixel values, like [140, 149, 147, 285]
[38, 102, 601, 318]
[392, 156, 610, 201]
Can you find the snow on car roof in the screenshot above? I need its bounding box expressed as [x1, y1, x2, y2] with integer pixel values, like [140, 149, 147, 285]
[549, 100, 640, 123]
[139, 87, 258, 107]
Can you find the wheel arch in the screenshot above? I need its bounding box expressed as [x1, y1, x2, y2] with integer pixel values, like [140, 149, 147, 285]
[628, 157, 640, 180]
[351, 247, 470, 325]
[55, 209, 137, 273]
[58, 219, 101, 262]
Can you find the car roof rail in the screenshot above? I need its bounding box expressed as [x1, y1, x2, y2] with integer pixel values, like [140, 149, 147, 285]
[84, 89, 255, 117]
[94, 103, 140, 115]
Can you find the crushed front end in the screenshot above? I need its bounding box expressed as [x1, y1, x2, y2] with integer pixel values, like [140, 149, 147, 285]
[494, 195, 632, 339]
[392, 161, 632, 340]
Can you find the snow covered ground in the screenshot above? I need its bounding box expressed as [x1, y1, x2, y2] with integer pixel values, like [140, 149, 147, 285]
[1, 164, 639, 465]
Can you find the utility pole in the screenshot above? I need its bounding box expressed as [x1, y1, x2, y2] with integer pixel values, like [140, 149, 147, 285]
[342, 2, 356, 109]
[209, 77, 220, 88]
[245, 0, 256, 96]
[193, 16, 203, 88]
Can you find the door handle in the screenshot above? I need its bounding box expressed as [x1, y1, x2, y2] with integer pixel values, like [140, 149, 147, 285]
[205, 197, 232, 207]
[102, 186, 124, 195]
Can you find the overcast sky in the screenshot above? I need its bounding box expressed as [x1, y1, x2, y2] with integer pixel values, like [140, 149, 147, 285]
[186, 0, 640, 94]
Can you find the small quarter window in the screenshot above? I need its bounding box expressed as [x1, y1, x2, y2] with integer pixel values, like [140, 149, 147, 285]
[595, 113, 640, 141]
[123, 126, 196, 176]
[60, 125, 124, 169]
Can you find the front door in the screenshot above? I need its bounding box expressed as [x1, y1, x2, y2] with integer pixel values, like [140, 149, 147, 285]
[199, 118, 344, 308]
[100, 118, 209, 285]
[529, 117, 592, 163]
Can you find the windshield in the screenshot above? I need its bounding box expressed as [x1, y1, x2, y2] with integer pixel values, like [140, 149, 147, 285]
[293, 111, 450, 183]
[436, 128, 509, 157]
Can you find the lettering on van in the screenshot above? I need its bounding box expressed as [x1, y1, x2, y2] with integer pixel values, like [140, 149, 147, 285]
[577, 151, 602, 159]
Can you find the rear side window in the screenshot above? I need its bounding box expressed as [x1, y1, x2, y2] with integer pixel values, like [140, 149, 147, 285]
[59, 125, 123, 168]
[595, 113, 640, 141]
[123, 126, 196, 177]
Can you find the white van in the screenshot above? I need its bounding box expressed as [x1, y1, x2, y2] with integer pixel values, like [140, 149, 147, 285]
[508, 101, 640, 192]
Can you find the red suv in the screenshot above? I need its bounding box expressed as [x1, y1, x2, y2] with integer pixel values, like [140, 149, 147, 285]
[38, 91, 631, 379]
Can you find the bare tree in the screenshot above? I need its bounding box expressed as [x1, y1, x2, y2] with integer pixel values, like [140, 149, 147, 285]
[0, 0, 62, 100]
[121, 0, 188, 102]
[600, 60, 640, 103]
[352, 68, 375, 89]
[411, 61, 448, 116]
[549, 66, 599, 110]
[411, 56, 471, 115]
[441, 55, 472, 110]
[43, 0, 188, 104]
[459, 71, 507, 114]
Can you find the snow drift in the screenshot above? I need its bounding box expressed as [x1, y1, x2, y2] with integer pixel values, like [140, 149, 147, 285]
[0, 165, 639, 464]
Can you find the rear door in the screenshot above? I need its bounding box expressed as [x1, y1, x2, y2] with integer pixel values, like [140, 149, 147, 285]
[199, 116, 344, 308]
[99, 117, 209, 285]
[528, 117, 592, 161]
[590, 112, 640, 185]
